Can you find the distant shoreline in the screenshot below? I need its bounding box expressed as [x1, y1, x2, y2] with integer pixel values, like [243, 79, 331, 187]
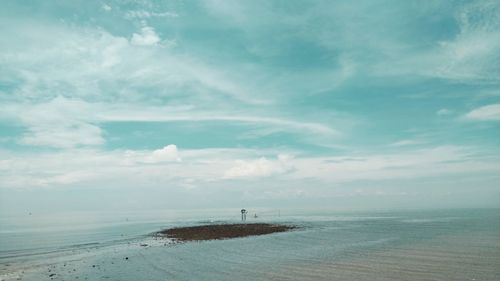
[157, 223, 296, 241]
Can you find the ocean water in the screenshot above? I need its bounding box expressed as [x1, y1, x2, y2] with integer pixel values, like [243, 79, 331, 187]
[0, 208, 499, 281]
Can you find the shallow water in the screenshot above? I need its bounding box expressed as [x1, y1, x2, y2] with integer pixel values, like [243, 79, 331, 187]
[1, 209, 499, 281]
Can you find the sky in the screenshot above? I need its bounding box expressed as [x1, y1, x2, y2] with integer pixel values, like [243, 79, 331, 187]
[0, 0, 499, 214]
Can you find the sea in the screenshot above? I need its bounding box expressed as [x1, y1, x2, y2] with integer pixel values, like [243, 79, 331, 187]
[0, 208, 499, 281]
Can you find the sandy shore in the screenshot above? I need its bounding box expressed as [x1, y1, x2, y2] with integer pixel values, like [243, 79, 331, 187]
[157, 223, 296, 241]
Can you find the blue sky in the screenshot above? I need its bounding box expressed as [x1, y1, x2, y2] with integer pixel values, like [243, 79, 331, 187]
[1, 0, 499, 213]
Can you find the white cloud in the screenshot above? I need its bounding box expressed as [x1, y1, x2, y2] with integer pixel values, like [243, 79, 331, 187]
[35, 171, 96, 186]
[0, 147, 253, 189]
[122, 144, 182, 165]
[131, 26, 160, 46]
[291, 146, 500, 183]
[144, 144, 181, 163]
[0, 146, 499, 190]
[431, 1, 500, 82]
[2, 97, 104, 148]
[0, 96, 339, 148]
[366, 1, 500, 83]
[20, 122, 104, 148]
[1, 18, 334, 148]
[0, 19, 270, 105]
[223, 154, 294, 179]
[437, 108, 453, 116]
[465, 104, 500, 121]
[98, 107, 339, 136]
[102, 4, 112, 11]
[125, 10, 178, 19]
[390, 139, 424, 147]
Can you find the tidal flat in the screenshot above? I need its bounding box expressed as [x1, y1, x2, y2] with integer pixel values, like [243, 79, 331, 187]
[1, 209, 499, 281]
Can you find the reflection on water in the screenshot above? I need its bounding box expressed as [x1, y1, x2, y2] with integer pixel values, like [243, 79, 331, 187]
[1, 209, 499, 281]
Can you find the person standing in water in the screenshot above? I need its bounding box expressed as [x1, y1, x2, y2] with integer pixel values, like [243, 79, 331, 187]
[241, 209, 247, 221]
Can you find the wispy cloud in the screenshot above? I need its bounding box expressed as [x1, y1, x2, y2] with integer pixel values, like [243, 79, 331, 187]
[223, 154, 294, 179]
[102, 4, 112, 12]
[125, 10, 178, 19]
[0, 0, 499, 209]
[0, 97, 340, 148]
[465, 104, 500, 121]
[98, 107, 339, 136]
[0, 19, 270, 105]
[2, 97, 104, 148]
[389, 139, 425, 147]
[131, 25, 161, 46]
[431, 1, 500, 82]
[339, 0, 500, 84]
[292, 146, 500, 183]
[437, 108, 453, 116]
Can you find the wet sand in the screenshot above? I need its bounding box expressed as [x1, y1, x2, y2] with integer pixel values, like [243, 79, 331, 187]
[157, 223, 295, 241]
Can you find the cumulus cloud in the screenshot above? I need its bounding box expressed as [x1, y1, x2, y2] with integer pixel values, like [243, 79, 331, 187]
[144, 145, 181, 163]
[465, 104, 500, 121]
[223, 154, 294, 179]
[122, 144, 182, 163]
[131, 26, 160, 46]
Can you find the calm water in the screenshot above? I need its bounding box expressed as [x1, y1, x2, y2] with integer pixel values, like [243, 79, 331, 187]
[1, 209, 499, 280]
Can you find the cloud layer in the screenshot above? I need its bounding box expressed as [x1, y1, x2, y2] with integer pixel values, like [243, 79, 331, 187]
[0, 0, 499, 210]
